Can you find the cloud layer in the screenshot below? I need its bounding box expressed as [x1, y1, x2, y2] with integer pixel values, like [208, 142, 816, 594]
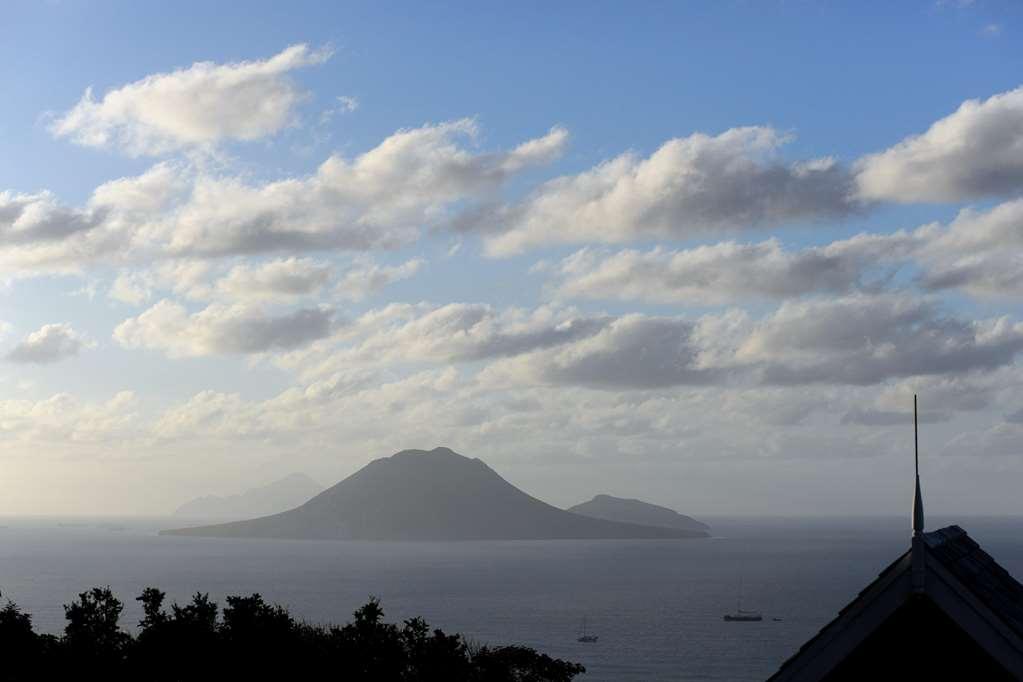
[543, 238, 901, 305]
[1, 122, 567, 275]
[7, 42, 1023, 518]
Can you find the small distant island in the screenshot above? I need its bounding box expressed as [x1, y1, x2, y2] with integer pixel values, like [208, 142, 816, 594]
[173, 473, 324, 520]
[568, 494, 710, 534]
[162, 447, 709, 541]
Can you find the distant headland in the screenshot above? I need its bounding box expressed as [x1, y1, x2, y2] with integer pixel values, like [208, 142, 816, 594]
[568, 494, 710, 534]
[161, 447, 709, 541]
[173, 473, 324, 520]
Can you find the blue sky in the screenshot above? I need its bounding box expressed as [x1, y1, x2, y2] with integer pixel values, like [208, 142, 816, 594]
[2, 1, 1023, 516]
[6, 2, 1020, 194]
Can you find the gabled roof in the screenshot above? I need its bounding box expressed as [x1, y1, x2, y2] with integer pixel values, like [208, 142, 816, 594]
[922, 525, 1023, 640]
[768, 525, 1023, 680]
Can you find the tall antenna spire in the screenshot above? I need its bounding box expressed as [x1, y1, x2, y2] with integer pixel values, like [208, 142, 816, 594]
[912, 394, 924, 536]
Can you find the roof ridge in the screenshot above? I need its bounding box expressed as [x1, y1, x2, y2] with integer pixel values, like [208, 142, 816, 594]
[923, 524, 968, 547]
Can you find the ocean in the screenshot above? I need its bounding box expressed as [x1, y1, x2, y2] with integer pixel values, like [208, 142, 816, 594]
[1, 515, 1021, 680]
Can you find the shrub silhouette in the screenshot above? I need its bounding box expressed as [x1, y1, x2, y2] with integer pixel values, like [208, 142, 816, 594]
[0, 588, 585, 682]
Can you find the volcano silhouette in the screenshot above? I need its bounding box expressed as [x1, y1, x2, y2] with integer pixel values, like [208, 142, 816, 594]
[161, 447, 709, 541]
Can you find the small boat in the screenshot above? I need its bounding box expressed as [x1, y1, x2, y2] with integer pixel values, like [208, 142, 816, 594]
[577, 617, 599, 643]
[723, 576, 762, 622]
[724, 609, 763, 622]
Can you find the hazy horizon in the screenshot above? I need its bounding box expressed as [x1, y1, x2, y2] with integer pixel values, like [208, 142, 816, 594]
[3, 1, 1023, 519]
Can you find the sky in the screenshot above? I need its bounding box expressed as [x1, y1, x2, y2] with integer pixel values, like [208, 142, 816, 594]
[2, 0, 1023, 517]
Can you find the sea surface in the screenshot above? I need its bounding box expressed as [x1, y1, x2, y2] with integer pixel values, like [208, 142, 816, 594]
[1, 515, 1021, 681]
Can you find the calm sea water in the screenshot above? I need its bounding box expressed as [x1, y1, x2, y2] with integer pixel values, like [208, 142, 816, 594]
[1, 516, 1021, 681]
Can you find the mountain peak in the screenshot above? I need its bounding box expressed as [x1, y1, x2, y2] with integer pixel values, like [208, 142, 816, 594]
[375, 447, 486, 471]
[389, 446, 467, 459]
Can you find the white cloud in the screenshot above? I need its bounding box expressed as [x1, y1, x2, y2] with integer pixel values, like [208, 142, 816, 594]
[477, 127, 857, 256]
[152, 390, 252, 439]
[739, 294, 1023, 385]
[50, 44, 332, 156]
[109, 271, 154, 306]
[318, 96, 360, 127]
[1, 122, 565, 274]
[214, 257, 332, 302]
[69, 279, 100, 301]
[332, 95, 360, 116]
[5, 323, 91, 364]
[942, 421, 1023, 457]
[90, 161, 188, 213]
[875, 373, 1009, 413]
[288, 302, 610, 382]
[270, 293, 1023, 393]
[543, 236, 912, 305]
[542, 197, 1023, 304]
[841, 407, 951, 426]
[152, 260, 218, 300]
[113, 300, 335, 356]
[335, 258, 423, 301]
[0, 163, 187, 274]
[0, 391, 138, 444]
[109, 257, 331, 306]
[481, 314, 726, 389]
[456, 88, 1023, 256]
[856, 85, 1023, 202]
[151, 368, 460, 441]
[915, 200, 1023, 298]
[161, 120, 566, 257]
[0, 190, 105, 247]
[446, 296, 1023, 391]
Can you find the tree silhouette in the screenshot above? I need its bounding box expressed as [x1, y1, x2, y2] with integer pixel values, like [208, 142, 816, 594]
[0, 587, 585, 681]
[0, 592, 40, 681]
[62, 586, 131, 669]
[136, 587, 168, 631]
[472, 645, 586, 682]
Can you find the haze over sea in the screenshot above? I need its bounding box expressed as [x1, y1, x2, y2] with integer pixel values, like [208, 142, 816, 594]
[4, 516, 1021, 681]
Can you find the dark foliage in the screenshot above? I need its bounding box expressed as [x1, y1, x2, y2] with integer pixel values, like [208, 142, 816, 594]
[0, 593, 41, 681]
[0, 588, 585, 682]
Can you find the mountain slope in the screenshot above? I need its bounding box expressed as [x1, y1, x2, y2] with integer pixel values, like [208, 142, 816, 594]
[568, 494, 709, 533]
[161, 448, 708, 540]
[173, 473, 323, 520]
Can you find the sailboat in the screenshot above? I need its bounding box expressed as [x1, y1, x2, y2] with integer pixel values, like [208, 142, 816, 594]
[723, 576, 763, 622]
[577, 616, 599, 643]
[724, 608, 764, 622]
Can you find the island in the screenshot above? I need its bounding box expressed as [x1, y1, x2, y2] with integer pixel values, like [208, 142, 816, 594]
[568, 494, 709, 534]
[173, 472, 324, 520]
[161, 447, 709, 540]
